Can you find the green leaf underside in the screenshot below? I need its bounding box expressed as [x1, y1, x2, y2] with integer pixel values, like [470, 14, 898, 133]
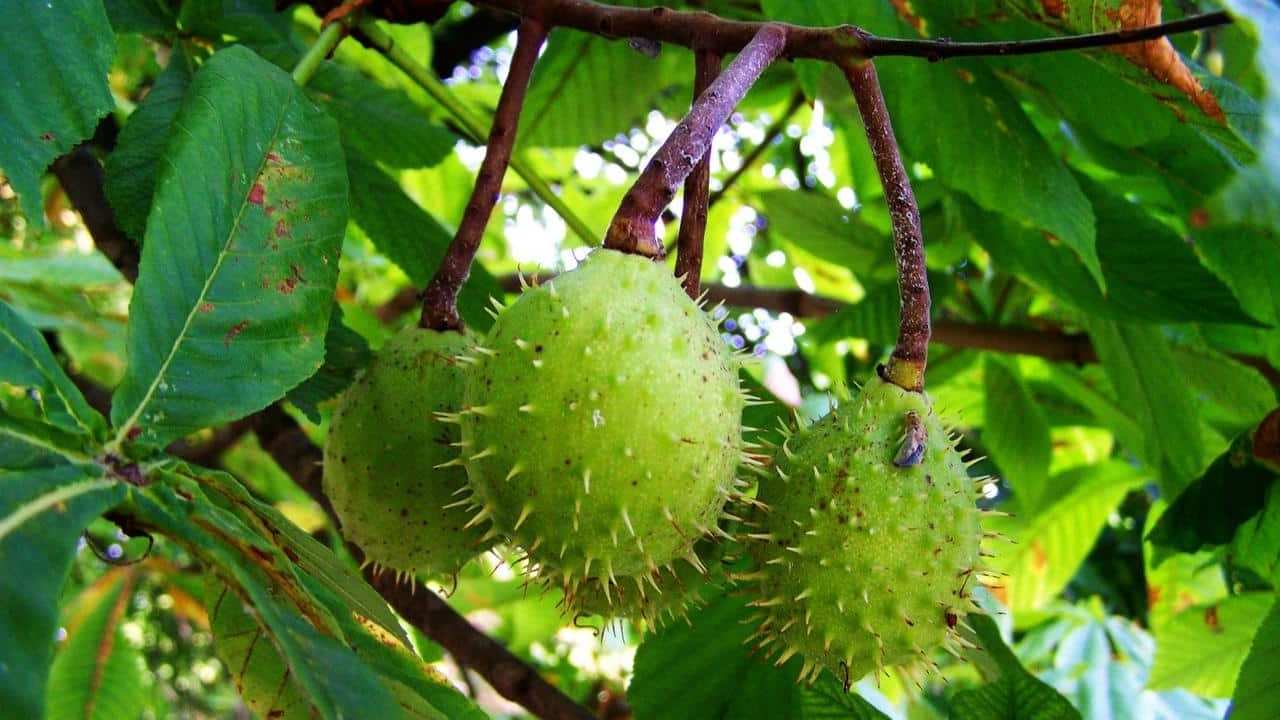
[0, 0, 115, 227]
[104, 44, 197, 242]
[46, 572, 147, 720]
[132, 481, 401, 720]
[0, 466, 125, 720]
[111, 46, 349, 448]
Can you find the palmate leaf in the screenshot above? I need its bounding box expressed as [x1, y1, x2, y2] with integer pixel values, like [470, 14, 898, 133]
[110, 46, 348, 449]
[104, 44, 198, 242]
[131, 481, 401, 720]
[46, 570, 148, 720]
[0, 0, 115, 227]
[0, 465, 126, 719]
[1148, 592, 1275, 698]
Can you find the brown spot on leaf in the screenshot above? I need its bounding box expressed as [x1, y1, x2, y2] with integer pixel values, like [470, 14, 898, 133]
[198, 302, 214, 313]
[1030, 539, 1048, 573]
[248, 183, 265, 205]
[275, 219, 289, 238]
[1204, 605, 1222, 633]
[1110, 0, 1224, 123]
[266, 151, 282, 164]
[1147, 584, 1162, 610]
[224, 320, 250, 347]
[40, 131, 55, 142]
[889, 0, 925, 34]
[277, 264, 305, 295]
[954, 68, 975, 84]
[1189, 207, 1211, 229]
[1041, 0, 1066, 18]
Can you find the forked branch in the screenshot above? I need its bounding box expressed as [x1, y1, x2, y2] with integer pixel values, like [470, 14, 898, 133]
[419, 19, 548, 331]
[606, 24, 785, 256]
[844, 60, 929, 392]
[674, 49, 722, 298]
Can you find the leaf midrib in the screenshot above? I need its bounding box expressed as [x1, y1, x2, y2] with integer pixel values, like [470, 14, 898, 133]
[0, 477, 116, 541]
[110, 88, 297, 450]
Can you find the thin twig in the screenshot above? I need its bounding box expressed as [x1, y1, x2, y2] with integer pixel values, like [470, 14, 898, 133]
[844, 59, 930, 392]
[674, 49, 722, 299]
[707, 90, 804, 208]
[354, 19, 598, 245]
[361, 0, 1229, 64]
[606, 24, 786, 257]
[420, 19, 548, 331]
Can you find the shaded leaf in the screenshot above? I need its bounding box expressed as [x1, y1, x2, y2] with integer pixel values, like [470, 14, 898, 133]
[1215, 0, 1280, 229]
[0, 299, 106, 440]
[110, 46, 348, 448]
[1148, 411, 1279, 558]
[1148, 592, 1275, 698]
[104, 45, 197, 241]
[1084, 319, 1204, 494]
[0, 465, 125, 719]
[46, 570, 147, 720]
[983, 356, 1051, 514]
[805, 283, 899, 347]
[287, 310, 372, 422]
[1230, 483, 1280, 587]
[1231, 598, 1280, 720]
[953, 615, 1081, 720]
[754, 189, 885, 272]
[0, 0, 115, 226]
[1172, 344, 1276, 435]
[1195, 226, 1280, 366]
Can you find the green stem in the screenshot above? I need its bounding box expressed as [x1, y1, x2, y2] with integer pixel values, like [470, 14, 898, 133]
[355, 19, 598, 246]
[292, 21, 348, 87]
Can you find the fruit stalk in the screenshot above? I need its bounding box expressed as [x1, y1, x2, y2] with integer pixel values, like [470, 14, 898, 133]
[674, 49, 722, 299]
[605, 24, 786, 257]
[843, 59, 930, 392]
[419, 19, 548, 331]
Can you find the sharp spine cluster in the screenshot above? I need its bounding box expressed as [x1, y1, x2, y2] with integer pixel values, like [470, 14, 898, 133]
[742, 375, 988, 685]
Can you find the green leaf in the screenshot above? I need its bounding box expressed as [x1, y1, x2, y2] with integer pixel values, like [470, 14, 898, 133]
[104, 45, 197, 241]
[1148, 415, 1279, 557]
[952, 614, 1081, 720]
[0, 0, 115, 227]
[0, 299, 106, 440]
[1084, 319, 1204, 494]
[1148, 592, 1275, 698]
[1231, 598, 1280, 720]
[1230, 483, 1280, 587]
[46, 571, 148, 720]
[970, 186, 1261, 326]
[754, 189, 886, 272]
[1196, 226, 1280, 366]
[982, 356, 1051, 515]
[631, 589, 891, 719]
[1216, 0, 1280, 229]
[345, 150, 499, 330]
[311, 63, 456, 170]
[0, 465, 125, 719]
[1172, 344, 1276, 435]
[110, 46, 348, 448]
[287, 310, 371, 422]
[988, 461, 1144, 613]
[103, 0, 177, 35]
[521, 25, 673, 148]
[805, 283, 899, 347]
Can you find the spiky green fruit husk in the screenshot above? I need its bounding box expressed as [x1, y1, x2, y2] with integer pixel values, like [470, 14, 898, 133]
[567, 537, 727, 628]
[324, 327, 492, 578]
[461, 249, 743, 607]
[747, 376, 982, 684]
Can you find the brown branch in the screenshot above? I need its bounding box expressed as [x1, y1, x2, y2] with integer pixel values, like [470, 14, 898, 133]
[605, 23, 786, 257]
[844, 60, 929, 392]
[366, 0, 1228, 64]
[420, 18, 548, 331]
[51, 146, 139, 283]
[673, 49, 722, 299]
[707, 90, 804, 208]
